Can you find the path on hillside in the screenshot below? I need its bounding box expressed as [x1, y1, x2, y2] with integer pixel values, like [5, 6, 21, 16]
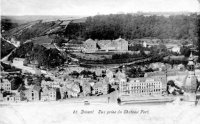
[1, 37, 19, 47]
[50, 42, 154, 69]
[80, 57, 153, 69]
[0, 48, 17, 62]
[53, 43, 79, 62]
[1, 37, 18, 62]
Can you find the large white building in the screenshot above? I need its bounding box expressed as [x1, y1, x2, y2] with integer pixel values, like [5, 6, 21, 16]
[83, 38, 128, 53]
[119, 77, 164, 97]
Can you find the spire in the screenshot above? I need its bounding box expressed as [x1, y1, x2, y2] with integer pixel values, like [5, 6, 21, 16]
[188, 51, 194, 61]
[187, 51, 196, 77]
[188, 51, 195, 66]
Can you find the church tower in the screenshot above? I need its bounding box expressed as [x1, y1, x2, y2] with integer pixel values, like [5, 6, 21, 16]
[188, 52, 195, 75]
[184, 51, 197, 92]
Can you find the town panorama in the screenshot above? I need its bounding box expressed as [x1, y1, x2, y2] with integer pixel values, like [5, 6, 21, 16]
[1, 12, 200, 107]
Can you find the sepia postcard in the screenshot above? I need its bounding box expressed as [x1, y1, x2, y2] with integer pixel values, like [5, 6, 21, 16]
[0, 0, 200, 124]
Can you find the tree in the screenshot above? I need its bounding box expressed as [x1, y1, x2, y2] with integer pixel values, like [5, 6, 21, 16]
[10, 77, 24, 90]
[69, 71, 80, 78]
[9, 42, 65, 68]
[80, 70, 93, 78]
[52, 35, 65, 47]
[180, 46, 191, 57]
[1, 38, 15, 58]
[83, 14, 198, 40]
[1, 18, 18, 31]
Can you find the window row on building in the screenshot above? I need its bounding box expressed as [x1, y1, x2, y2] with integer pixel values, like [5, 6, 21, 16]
[119, 78, 163, 96]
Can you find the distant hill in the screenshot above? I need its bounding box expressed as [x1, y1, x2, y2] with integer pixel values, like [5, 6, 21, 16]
[2, 20, 64, 42]
[1, 15, 86, 25]
[0, 16, 86, 60]
[2, 13, 199, 47]
[133, 11, 200, 17]
[1, 16, 87, 43]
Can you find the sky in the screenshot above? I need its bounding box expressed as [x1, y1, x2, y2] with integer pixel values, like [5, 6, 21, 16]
[1, 0, 200, 16]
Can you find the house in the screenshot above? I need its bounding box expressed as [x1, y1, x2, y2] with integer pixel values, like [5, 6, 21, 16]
[146, 43, 159, 48]
[92, 68, 103, 77]
[114, 76, 127, 86]
[195, 69, 200, 82]
[149, 62, 166, 71]
[41, 86, 57, 101]
[3, 92, 22, 102]
[17, 85, 27, 101]
[48, 88, 57, 101]
[113, 38, 128, 51]
[13, 92, 22, 102]
[97, 40, 115, 51]
[93, 82, 102, 95]
[115, 70, 126, 80]
[106, 69, 114, 79]
[41, 80, 60, 88]
[0, 92, 3, 101]
[0, 79, 11, 92]
[177, 64, 185, 71]
[41, 80, 50, 88]
[71, 82, 81, 93]
[4, 95, 15, 102]
[63, 81, 81, 98]
[87, 79, 96, 87]
[104, 76, 115, 85]
[92, 81, 109, 95]
[143, 41, 147, 48]
[166, 44, 181, 53]
[172, 46, 181, 53]
[24, 85, 41, 101]
[82, 82, 92, 96]
[114, 70, 127, 85]
[66, 88, 79, 98]
[41, 86, 49, 101]
[144, 51, 151, 55]
[59, 86, 67, 99]
[12, 58, 25, 66]
[131, 50, 141, 54]
[97, 38, 128, 51]
[83, 39, 97, 53]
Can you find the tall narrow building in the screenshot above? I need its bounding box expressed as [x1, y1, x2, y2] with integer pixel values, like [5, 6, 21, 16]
[184, 52, 197, 92]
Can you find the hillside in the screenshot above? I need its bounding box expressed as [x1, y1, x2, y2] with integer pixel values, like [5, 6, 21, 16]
[1, 14, 199, 63]
[0, 17, 86, 66]
[8, 42, 66, 68]
[2, 20, 64, 42]
[1, 16, 87, 45]
[1, 15, 85, 25]
[3, 14, 199, 44]
[1, 38, 16, 58]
